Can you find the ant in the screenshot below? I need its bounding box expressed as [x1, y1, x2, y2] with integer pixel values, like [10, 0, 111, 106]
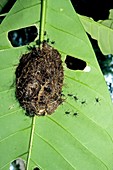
[73, 112, 78, 116]
[67, 93, 73, 97]
[95, 97, 101, 104]
[81, 100, 86, 105]
[65, 111, 70, 115]
[43, 31, 55, 44]
[46, 38, 55, 45]
[51, 41, 55, 44]
[46, 38, 49, 43]
[73, 95, 78, 101]
[61, 93, 65, 97]
[67, 93, 79, 102]
[44, 31, 47, 36]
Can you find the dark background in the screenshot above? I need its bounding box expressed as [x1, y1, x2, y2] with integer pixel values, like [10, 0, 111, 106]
[71, 0, 113, 21]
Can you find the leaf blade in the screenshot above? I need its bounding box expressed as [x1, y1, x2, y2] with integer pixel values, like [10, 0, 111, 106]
[0, 0, 113, 170]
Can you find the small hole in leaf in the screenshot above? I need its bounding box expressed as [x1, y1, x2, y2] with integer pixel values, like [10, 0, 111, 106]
[34, 167, 40, 170]
[10, 158, 25, 170]
[8, 26, 38, 47]
[65, 55, 86, 70]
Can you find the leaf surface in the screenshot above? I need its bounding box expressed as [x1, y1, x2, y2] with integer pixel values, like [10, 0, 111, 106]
[79, 11, 113, 55]
[0, 0, 113, 170]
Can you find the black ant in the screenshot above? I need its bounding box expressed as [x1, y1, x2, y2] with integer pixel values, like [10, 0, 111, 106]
[65, 111, 70, 115]
[95, 97, 101, 104]
[67, 93, 73, 97]
[46, 38, 49, 43]
[27, 45, 41, 55]
[73, 112, 78, 116]
[44, 31, 47, 36]
[73, 95, 78, 101]
[67, 93, 79, 101]
[81, 100, 86, 105]
[51, 41, 55, 44]
[61, 93, 65, 97]
[44, 38, 55, 45]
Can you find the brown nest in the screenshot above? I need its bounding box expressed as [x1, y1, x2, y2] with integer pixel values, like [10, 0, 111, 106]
[15, 42, 64, 117]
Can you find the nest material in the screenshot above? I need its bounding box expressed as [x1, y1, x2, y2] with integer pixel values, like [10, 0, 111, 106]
[15, 42, 64, 117]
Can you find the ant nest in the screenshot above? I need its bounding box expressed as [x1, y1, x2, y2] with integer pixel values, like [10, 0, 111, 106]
[15, 42, 64, 117]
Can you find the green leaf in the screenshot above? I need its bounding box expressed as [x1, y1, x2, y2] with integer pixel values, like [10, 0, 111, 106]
[0, 0, 113, 170]
[79, 11, 113, 55]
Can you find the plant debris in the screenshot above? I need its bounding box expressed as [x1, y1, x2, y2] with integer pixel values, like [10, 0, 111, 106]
[15, 42, 64, 117]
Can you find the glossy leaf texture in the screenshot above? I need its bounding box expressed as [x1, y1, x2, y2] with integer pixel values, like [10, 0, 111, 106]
[0, 0, 113, 170]
[79, 10, 113, 55]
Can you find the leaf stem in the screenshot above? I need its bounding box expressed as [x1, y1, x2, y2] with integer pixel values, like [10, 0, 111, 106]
[39, 0, 47, 47]
[26, 117, 36, 170]
[26, 1, 47, 168]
